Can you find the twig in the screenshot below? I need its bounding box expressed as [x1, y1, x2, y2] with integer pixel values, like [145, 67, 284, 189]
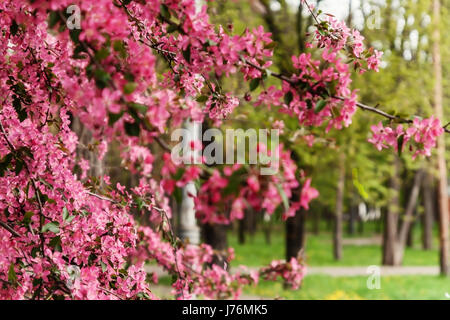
[0, 221, 21, 237]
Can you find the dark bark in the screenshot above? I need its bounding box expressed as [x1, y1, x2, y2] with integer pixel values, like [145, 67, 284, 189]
[382, 157, 400, 266]
[202, 223, 229, 269]
[237, 218, 246, 245]
[383, 165, 424, 266]
[432, 0, 449, 276]
[422, 170, 434, 250]
[313, 209, 320, 235]
[285, 209, 306, 261]
[348, 205, 356, 235]
[333, 152, 346, 260]
[72, 117, 104, 178]
[263, 214, 272, 245]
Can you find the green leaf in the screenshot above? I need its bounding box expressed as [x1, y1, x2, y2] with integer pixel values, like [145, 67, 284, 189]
[95, 47, 110, 61]
[182, 45, 191, 63]
[108, 111, 124, 126]
[13, 97, 27, 122]
[314, 100, 327, 114]
[397, 135, 404, 157]
[100, 261, 107, 273]
[48, 11, 61, 29]
[166, 24, 178, 33]
[275, 184, 290, 212]
[17, 146, 34, 159]
[10, 20, 19, 36]
[31, 247, 39, 258]
[112, 40, 127, 59]
[49, 236, 62, 252]
[72, 44, 87, 60]
[93, 69, 111, 89]
[0, 153, 13, 177]
[15, 159, 24, 175]
[249, 78, 260, 91]
[23, 211, 34, 225]
[123, 82, 137, 95]
[159, 4, 171, 20]
[284, 91, 293, 105]
[8, 263, 17, 284]
[42, 222, 60, 234]
[69, 29, 82, 43]
[124, 121, 141, 137]
[129, 102, 147, 114]
[65, 215, 76, 224]
[62, 207, 69, 221]
[265, 41, 277, 50]
[173, 187, 183, 204]
[196, 95, 208, 103]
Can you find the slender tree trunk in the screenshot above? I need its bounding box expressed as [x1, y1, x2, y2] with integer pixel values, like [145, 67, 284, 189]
[72, 118, 104, 177]
[237, 218, 246, 244]
[202, 223, 229, 269]
[422, 170, 434, 250]
[313, 209, 320, 235]
[248, 209, 256, 240]
[432, 0, 449, 276]
[396, 170, 424, 264]
[383, 169, 424, 265]
[383, 157, 400, 266]
[348, 206, 356, 235]
[263, 212, 272, 245]
[358, 215, 364, 234]
[178, 121, 201, 245]
[334, 152, 346, 260]
[285, 209, 306, 261]
[406, 217, 415, 248]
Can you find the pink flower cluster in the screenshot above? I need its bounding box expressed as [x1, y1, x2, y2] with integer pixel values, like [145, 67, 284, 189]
[259, 257, 306, 290]
[0, 0, 438, 300]
[368, 117, 444, 158]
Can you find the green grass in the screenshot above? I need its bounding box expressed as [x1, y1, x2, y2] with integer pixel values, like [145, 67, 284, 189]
[153, 224, 447, 300]
[228, 228, 439, 267]
[155, 274, 450, 300]
[243, 275, 450, 300]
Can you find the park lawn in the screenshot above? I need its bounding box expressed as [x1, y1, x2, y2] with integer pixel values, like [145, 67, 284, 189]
[243, 275, 450, 300]
[154, 274, 450, 300]
[228, 229, 439, 267]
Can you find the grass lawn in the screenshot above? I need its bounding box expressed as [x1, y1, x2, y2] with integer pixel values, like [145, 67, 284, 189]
[243, 275, 450, 300]
[155, 274, 450, 300]
[153, 223, 448, 300]
[228, 225, 439, 267]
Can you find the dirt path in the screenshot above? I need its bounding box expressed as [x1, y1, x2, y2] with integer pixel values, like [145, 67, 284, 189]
[306, 266, 439, 276]
[146, 265, 440, 299]
[146, 265, 439, 278]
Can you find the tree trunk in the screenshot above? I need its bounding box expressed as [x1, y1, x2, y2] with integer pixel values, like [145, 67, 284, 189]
[348, 202, 356, 235]
[72, 117, 105, 178]
[237, 218, 246, 244]
[422, 170, 434, 250]
[178, 121, 201, 245]
[334, 152, 346, 260]
[285, 209, 306, 261]
[406, 217, 415, 248]
[313, 209, 320, 235]
[383, 157, 400, 266]
[432, 0, 449, 276]
[383, 168, 424, 265]
[263, 212, 272, 245]
[202, 223, 229, 269]
[397, 169, 424, 263]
